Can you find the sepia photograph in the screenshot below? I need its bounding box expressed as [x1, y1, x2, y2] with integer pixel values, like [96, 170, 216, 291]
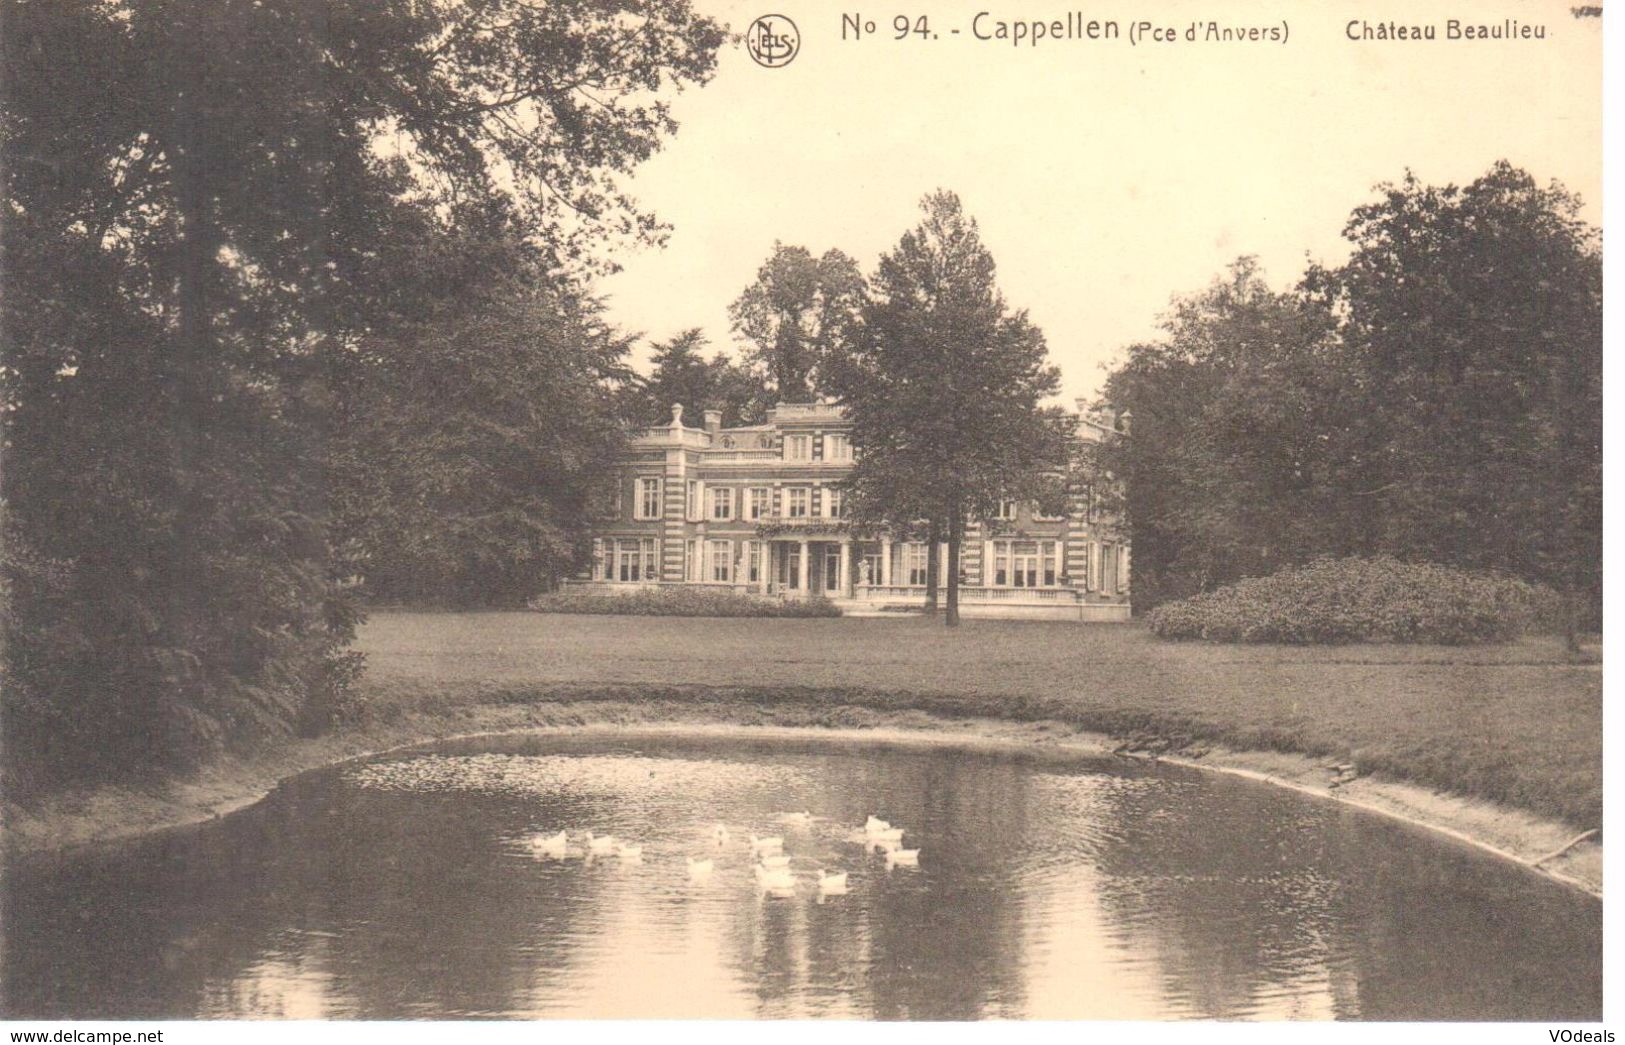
[0, 0, 1607, 1030]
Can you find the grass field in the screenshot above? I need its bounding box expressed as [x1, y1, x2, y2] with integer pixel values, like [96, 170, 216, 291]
[355, 612, 1602, 828]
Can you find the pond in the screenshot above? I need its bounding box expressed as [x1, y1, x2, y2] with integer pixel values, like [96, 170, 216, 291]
[2, 729, 1601, 1020]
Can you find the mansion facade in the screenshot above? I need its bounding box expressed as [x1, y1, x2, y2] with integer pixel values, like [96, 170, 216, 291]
[567, 402, 1130, 620]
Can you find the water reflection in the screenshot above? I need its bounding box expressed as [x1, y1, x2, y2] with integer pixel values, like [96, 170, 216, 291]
[2, 732, 1601, 1020]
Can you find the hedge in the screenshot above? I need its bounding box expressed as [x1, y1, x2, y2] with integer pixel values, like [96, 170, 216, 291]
[1146, 557, 1555, 645]
[528, 588, 842, 618]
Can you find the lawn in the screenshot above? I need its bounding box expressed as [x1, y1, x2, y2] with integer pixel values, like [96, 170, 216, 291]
[355, 612, 1602, 828]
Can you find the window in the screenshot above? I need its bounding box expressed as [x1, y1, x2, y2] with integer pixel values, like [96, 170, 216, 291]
[613, 538, 657, 582]
[824, 487, 845, 518]
[686, 539, 701, 582]
[784, 434, 812, 460]
[1032, 500, 1066, 522]
[686, 480, 700, 521]
[993, 499, 1018, 521]
[787, 488, 809, 518]
[710, 486, 733, 520]
[748, 487, 770, 520]
[823, 433, 852, 461]
[905, 543, 929, 586]
[636, 477, 662, 520]
[991, 540, 1059, 587]
[746, 540, 762, 584]
[709, 539, 732, 583]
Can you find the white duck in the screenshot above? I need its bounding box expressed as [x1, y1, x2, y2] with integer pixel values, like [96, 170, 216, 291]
[864, 816, 891, 833]
[817, 869, 849, 893]
[758, 853, 792, 870]
[584, 831, 620, 856]
[754, 863, 797, 892]
[614, 842, 644, 861]
[686, 857, 715, 877]
[868, 827, 905, 846]
[528, 830, 569, 858]
[885, 848, 921, 867]
[749, 834, 784, 856]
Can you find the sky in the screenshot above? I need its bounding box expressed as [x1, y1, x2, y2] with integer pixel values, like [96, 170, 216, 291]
[593, 0, 1602, 404]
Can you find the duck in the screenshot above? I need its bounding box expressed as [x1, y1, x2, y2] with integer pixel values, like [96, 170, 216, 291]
[758, 853, 792, 870]
[817, 869, 849, 893]
[584, 831, 619, 855]
[754, 863, 797, 892]
[885, 848, 920, 867]
[528, 830, 569, 858]
[614, 842, 643, 861]
[686, 857, 715, 877]
[868, 827, 905, 846]
[749, 834, 784, 856]
[864, 816, 891, 833]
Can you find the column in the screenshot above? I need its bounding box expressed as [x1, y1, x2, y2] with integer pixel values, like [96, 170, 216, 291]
[880, 539, 892, 586]
[760, 541, 771, 595]
[838, 540, 851, 597]
[938, 541, 949, 588]
[798, 539, 810, 593]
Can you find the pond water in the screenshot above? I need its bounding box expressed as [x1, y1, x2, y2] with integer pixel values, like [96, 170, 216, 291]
[3, 731, 1601, 1021]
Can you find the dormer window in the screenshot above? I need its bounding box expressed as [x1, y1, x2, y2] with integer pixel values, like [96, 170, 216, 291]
[784, 434, 812, 460]
[823, 434, 852, 461]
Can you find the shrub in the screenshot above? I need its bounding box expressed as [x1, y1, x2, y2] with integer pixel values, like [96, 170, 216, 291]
[528, 588, 842, 618]
[1146, 557, 1553, 645]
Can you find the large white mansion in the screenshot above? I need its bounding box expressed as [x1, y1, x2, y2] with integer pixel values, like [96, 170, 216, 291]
[566, 402, 1130, 620]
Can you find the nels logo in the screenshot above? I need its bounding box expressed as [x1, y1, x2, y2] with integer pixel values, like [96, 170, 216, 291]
[746, 15, 800, 67]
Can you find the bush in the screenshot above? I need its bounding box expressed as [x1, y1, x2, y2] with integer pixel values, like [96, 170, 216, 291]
[528, 587, 842, 618]
[1146, 557, 1555, 645]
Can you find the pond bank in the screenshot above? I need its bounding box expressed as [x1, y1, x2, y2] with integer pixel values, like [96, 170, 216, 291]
[3, 694, 1600, 898]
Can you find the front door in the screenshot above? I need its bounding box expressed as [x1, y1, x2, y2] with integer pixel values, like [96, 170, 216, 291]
[822, 547, 841, 594]
[781, 544, 800, 591]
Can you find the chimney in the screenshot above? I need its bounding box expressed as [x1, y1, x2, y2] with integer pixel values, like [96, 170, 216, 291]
[703, 409, 722, 433]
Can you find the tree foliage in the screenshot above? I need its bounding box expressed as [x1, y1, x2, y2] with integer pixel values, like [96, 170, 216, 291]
[831, 191, 1067, 625]
[333, 282, 635, 608]
[1, 0, 723, 793]
[1101, 258, 1358, 607]
[1308, 162, 1602, 637]
[729, 243, 864, 402]
[1102, 164, 1601, 638]
[637, 329, 770, 426]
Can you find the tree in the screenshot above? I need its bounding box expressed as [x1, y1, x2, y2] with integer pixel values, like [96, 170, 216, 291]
[639, 329, 770, 426]
[1, 0, 723, 792]
[1099, 259, 1356, 608]
[832, 191, 1066, 626]
[333, 281, 634, 607]
[729, 243, 864, 402]
[1308, 162, 1602, 645]
[1100, 165, 1601, 640]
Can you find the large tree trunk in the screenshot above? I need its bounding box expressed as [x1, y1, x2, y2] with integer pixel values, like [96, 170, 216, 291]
[923, 521, 940, 615]
[945, 511, 962, 627]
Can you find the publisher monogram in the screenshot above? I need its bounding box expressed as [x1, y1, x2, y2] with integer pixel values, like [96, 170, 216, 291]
[746, 15, 800, 67]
